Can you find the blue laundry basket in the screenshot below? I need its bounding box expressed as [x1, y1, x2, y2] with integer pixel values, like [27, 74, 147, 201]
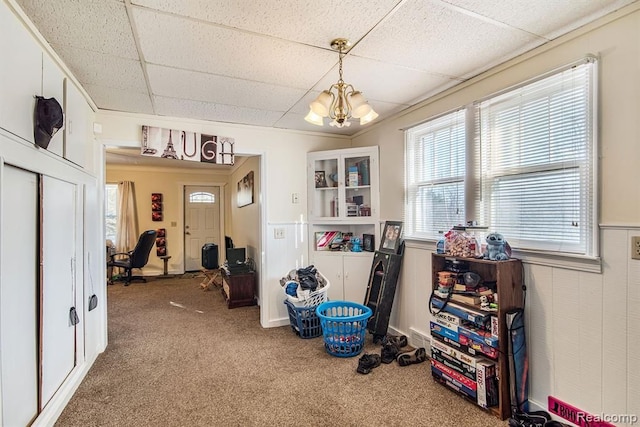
[316, 301, 372, 357]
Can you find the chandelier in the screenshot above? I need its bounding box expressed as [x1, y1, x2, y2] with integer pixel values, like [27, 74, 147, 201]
[305, 38, 378, 128]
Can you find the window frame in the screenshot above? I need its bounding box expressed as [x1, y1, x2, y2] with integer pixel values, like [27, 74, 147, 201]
[404, 56, 599, 270]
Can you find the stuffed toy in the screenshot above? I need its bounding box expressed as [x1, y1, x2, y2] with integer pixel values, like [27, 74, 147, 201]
[483, 232, 510, 261]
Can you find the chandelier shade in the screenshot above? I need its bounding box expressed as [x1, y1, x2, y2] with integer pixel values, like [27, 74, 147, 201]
[305, 38, 378, 128]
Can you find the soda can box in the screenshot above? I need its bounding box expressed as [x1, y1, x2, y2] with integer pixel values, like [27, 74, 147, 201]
[431, 346, 476, 381]
[430, 321, 459, 342]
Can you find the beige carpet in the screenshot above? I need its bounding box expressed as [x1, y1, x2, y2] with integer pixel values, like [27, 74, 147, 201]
[55, 276, 508, 427]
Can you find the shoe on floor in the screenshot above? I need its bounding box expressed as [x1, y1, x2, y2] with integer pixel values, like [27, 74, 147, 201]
[397, 347, 427, 367]
[357, 353, 381, 374]
[380, 342, 400, 364]
[383, 334, 408, 348]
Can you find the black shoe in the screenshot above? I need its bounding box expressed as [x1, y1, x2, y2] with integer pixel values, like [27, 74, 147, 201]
[383, 334, 408, 348]
[380, 343, 400, 364]
[397, 347, 427, 366]
[357, 353, 381, 374]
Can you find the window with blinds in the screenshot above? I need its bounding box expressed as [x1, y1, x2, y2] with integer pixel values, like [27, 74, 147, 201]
[405, 57, 597, 256]
[405, 110, 466, 240]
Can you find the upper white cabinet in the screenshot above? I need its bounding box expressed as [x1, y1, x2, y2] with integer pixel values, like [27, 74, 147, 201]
[307, 146, 380, 303]
[0, 1, 42, 143]
[308, 146, 379, 222]
[42, 53, 65, 157]
[63, 78, 90, 167]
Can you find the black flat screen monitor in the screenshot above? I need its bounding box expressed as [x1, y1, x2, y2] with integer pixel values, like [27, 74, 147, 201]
[227, 247, 246, 266]
[225, 236, 234, 249]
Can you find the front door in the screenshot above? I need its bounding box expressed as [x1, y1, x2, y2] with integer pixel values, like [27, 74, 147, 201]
[184, 186, 220, 271]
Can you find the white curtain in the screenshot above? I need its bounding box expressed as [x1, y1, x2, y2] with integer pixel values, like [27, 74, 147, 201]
[115, 181, 138, 253]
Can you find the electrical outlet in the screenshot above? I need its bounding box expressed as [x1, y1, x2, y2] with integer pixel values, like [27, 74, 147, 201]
[291, 193, 299, 204]
[274, 228, 285, 239]
[632, 236, 640, 260]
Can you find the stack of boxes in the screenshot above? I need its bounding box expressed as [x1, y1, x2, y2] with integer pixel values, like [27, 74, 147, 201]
[430, 267, 499, 409]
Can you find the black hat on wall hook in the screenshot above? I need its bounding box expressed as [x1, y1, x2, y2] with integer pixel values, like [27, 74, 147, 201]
[33, 96, 64, 149]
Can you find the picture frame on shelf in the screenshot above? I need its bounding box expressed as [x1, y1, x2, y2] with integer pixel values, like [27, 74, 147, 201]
[315, 170, 327, 188]
[380, 221, 403, 254]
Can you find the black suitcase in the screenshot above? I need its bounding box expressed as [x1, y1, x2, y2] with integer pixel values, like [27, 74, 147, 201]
[202, 243, 219, 269]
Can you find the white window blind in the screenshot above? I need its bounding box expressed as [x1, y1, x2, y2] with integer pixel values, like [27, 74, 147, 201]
[405, 110, 466, 239]
[477, 59, 596, 255]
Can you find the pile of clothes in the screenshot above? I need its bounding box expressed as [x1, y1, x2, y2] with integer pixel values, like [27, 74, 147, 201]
[280, 265, 327, 303]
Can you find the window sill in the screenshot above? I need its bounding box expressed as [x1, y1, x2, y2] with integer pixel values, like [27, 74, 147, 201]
[404, 239, 602, 273]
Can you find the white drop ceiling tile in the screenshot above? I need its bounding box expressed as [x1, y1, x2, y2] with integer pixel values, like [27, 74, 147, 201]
[15, 0, 138, 59]
[154, 96, 284, 127]
[146, 65, 307, 112]
[352, 0, 540, 77]
[55, 46, 146, 92]
[311, 55, 463, 105]
[84, 84, 154, 115]
[443, 0, 637, 39]
[131, 0, 399, 48]
[132, 8, 336, 88]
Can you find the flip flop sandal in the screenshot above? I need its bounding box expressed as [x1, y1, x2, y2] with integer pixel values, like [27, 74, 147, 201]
[397, 347, 427, 367]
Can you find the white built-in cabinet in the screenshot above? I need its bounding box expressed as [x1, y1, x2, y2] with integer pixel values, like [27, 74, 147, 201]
[0, 2, 92, 424]
[63, 78, 89, 167]
[312, 253, 373, 302]
[0, 166, 39, 427]
[0, 1, 42, 144]
[42, 53, 65, 157]
[41, 176, 79, 406]
[307, 146, 380, 303]
[0, 2, 89, 169]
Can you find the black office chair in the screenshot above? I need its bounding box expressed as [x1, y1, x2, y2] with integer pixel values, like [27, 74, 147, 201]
[108, 230, 157, 285]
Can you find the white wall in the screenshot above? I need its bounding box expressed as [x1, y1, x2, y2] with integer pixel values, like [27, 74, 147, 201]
[353, 4, 640, 424]
[96, 111, 349, 328]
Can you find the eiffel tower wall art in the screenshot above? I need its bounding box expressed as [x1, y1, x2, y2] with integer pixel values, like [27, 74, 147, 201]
[141, 125, 235, 165]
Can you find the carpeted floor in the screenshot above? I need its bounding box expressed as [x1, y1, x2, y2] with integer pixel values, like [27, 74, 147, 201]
[55, 276, 508, 427]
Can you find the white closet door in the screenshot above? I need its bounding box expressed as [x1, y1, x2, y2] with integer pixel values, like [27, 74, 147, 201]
[41, 176, 76, 406]
[0, 165, 39, 426]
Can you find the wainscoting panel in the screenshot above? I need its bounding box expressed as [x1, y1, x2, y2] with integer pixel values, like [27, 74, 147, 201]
[263, 222, 308, 328]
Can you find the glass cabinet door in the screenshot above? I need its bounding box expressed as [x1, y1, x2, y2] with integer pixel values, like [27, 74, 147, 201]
[310, 156, 339, 218]
[344, 154, 373, 219]
[309, 149, 376, 221]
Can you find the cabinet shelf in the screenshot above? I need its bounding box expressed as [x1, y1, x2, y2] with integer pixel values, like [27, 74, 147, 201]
[308, 146, 379, 302]
[430, 254, 523, 421]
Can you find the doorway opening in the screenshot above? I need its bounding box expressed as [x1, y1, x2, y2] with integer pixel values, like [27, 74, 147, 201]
[183, 185, 222, 272]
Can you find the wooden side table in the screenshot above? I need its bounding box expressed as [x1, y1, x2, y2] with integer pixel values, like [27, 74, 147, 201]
[221, 270, 256, 309]
[159, 255, 172, 276]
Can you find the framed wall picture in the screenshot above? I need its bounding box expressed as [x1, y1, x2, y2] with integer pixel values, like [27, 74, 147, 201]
[314, 171, 327, 188]
[237, 171, 254, 207]
[379, 221, 403, 254]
